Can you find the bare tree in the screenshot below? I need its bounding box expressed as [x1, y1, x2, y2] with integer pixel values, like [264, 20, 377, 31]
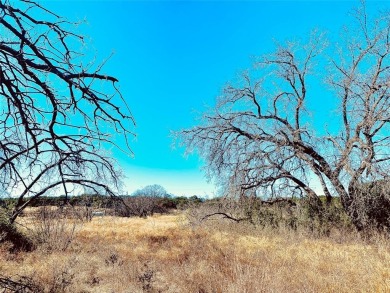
[116, 185, 170, 217]
[132, 184, 169, 198]
[0, 0, 135, 223]
[178, 5, 390, 231]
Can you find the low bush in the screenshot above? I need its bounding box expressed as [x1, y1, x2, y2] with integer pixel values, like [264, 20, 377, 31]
[348, 180, 390, 232]
[0, 221, 34, 252]
[114, 196, 173, 218]
[0, 208, 34, 252]
[187, 196, 354, 236]
[30, 206, 82, 252]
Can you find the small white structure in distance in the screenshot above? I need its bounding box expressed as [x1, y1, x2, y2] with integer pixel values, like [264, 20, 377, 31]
[91, 211, 105, 217]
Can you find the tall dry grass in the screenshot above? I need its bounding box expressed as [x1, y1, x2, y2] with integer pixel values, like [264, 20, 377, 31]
[0, 211, 389, 292]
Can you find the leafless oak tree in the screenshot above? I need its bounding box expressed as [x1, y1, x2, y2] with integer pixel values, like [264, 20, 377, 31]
[0, 0, 135, 223]
[115, 185, 170, 218]
[132, 184, 169, 198]
[178, 5, 390, 230]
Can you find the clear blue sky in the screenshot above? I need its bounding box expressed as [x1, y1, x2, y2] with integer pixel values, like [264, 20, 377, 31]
[40, 0, 387, 197]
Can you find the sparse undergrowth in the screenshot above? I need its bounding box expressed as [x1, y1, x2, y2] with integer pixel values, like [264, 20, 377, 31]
[0, 211, 389, 292]
[0, 220, 34, 253]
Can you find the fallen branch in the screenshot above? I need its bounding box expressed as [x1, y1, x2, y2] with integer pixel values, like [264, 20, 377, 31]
[201, 212, 251, 223]
[0, 275, 42, 292]
[261, 198, 297, 206]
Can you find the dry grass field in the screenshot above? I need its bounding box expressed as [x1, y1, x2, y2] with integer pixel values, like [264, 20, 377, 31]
[1, 211, 390, 292]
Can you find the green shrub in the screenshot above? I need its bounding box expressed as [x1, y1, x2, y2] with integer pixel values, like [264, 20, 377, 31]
[0, 216, 34, 252]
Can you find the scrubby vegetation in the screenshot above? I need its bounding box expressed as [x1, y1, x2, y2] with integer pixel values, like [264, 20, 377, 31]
[0, 208, 389, 292]
[0, 192, 389, 292]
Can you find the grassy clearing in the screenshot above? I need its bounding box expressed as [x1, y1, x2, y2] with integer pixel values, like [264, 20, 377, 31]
[1, 212, 390, 292]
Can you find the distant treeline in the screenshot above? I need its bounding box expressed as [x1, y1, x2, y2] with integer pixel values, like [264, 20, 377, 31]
[0, 194, 204, 210]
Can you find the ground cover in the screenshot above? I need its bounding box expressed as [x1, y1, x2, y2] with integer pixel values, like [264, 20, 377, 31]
[1, 212, 389, 292]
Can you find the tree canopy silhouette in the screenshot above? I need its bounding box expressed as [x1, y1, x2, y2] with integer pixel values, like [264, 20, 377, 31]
[0, 0, 135, 223]
[178, 4, 390, 231]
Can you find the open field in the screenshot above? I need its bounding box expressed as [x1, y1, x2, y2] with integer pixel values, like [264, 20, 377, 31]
[1, 212, 390, 292]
